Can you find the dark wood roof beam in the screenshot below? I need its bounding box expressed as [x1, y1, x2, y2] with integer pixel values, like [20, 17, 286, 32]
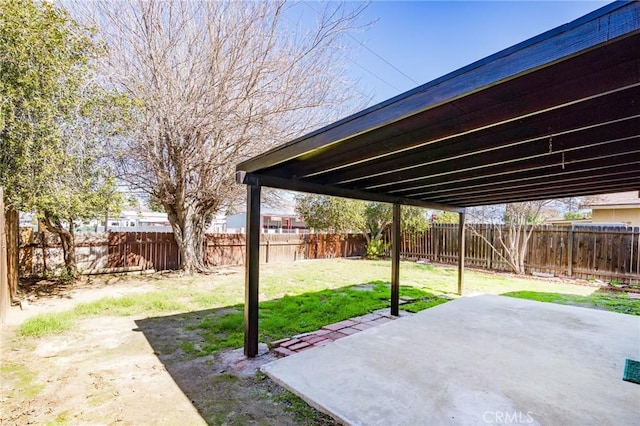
[400, 145, 640, 198]
[309, 82, 640, 183]
[237, 2, 636, 174]
[453, 183, 640, 207]
[278, 55, 640, 181]
[396, 157, 640, 197]
[235, 171, 464, 213]
[419, 168, 640, 200]
[359, 113, 640, 191]
[436, 175, 640, 205]
[367, 134, 640, 194]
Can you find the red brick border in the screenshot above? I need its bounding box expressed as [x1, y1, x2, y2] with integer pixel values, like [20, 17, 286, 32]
[270, 310, 405, 357]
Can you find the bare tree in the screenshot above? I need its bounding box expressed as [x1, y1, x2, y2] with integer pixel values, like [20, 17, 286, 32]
[78, 1, 367, 272]
[467, 201, 556, 274]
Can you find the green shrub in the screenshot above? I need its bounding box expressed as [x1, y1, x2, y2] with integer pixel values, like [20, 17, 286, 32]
[365, 239, 390, 259]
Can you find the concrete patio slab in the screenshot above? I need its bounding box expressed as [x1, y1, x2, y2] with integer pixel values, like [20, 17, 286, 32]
[261, 295, 640, 425]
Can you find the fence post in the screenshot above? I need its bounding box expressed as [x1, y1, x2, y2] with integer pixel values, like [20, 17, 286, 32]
[431, 226, 438, 262]
[567, 227, 574, 277]
[488, 226, 494, 270]
[0, 188, 8, 326]
[265, 239, 270, 264]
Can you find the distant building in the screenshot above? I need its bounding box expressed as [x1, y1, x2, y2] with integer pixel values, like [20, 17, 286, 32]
[581, 192, 640, 226]
[107, 210, 172, 232]
[544, 217, 592, 226]
[226, 212, 307, 234]
[19, 212, 37, 228]
[207, 215, 227, 233]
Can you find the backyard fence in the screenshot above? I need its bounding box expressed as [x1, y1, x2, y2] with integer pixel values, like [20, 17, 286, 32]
[16, 225, 640, 284]
[396, 224, 640, 283]
[18, 231, 368, 275]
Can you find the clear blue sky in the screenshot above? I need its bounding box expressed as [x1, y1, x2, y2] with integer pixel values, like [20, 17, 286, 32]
[350, 1, 611, 105]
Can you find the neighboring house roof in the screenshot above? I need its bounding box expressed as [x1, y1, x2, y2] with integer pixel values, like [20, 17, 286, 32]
[581, 192, 640, 209]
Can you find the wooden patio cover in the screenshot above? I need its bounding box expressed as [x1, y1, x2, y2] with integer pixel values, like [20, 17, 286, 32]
[236, 1, 640, 357]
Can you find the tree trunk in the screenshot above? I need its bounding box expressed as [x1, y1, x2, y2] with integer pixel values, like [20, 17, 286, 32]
[42, 215, 78, 278]
[59, 222, 77, 277]
[5, 207, 19, 300]
[470, 223, 525, 275]
[166, 205, 208, 274]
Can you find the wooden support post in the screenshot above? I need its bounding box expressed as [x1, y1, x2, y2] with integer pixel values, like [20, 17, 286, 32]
[244, 184, 261, 358]
[391, 204, 401, 316]
[457, 212, 466, 296]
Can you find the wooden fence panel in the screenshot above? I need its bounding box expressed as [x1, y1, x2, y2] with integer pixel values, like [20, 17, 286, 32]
[465, 225, 493, 269]
[569, 226, 640, 282]
[396, 224, 640, 283]
[106, 232, 179, 271]
[526, 226, 569, 275]
[301, 234, 349, 260]
[205, 234, 245, 266]
[14, 225, 640, 283]
[20, 231, 368, 273]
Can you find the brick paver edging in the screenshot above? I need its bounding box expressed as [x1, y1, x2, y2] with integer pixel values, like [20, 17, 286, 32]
[270, 311, 404, 357]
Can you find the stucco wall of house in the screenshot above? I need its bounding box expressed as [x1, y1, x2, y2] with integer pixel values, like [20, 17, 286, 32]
[591, 208, 640, 226]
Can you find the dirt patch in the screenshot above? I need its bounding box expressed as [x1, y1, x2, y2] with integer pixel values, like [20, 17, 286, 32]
[7, 275, 158, 327]
[1, 277, 337, 425]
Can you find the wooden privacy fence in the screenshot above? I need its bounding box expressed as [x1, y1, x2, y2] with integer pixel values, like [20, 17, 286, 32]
[19, 232, 368, 275]
[398, 224, 640, 283]
[19, 231, 181, 274]
[203, 233, 366, 266]
[17, 225, 640, 283]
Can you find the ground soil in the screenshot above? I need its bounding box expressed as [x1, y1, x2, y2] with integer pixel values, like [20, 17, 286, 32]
[0, 276, 336, 425]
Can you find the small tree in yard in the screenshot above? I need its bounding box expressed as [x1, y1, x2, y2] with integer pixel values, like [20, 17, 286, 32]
[295, 194, 430, 258]
[431, 210, 460, 224]
[78, 1, 367, 273]
[38, 88, 131, 277]
[36, 99, 125, 277]
[0, 0, 126, 279]
[295, 195, 367, 234]
[363, 203, 430, 258]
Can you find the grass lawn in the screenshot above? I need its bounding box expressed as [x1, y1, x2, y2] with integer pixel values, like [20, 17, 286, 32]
[18, 258, 635, 346]
[503, 289, 640, 315]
